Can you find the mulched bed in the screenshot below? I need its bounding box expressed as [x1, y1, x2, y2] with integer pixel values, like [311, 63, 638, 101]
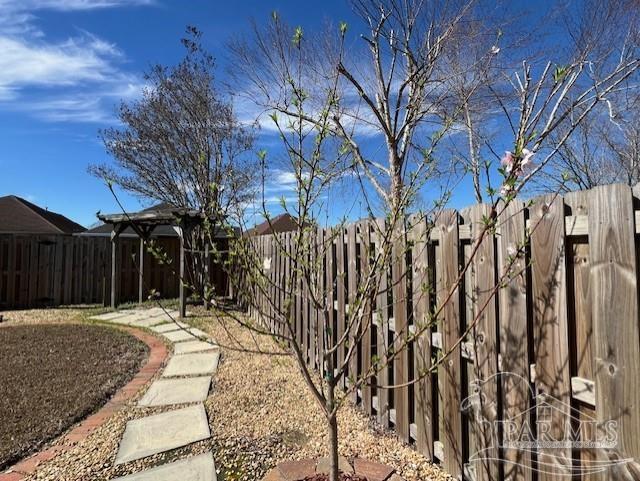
[0, 324, 148, 470]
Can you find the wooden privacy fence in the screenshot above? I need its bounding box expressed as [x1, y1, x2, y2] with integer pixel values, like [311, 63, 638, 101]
[247, 183, 640, 481]
[0, 234, 182, 309]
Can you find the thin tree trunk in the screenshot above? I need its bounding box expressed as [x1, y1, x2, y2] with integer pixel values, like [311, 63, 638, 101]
[327, 385, 340, 481]
[464, 103, 483, 203]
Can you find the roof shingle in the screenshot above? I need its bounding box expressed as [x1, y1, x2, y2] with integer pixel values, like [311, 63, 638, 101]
[0, 195, 85, 234]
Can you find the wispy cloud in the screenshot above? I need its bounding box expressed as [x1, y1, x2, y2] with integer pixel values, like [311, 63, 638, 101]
[0, 0, 150, 122]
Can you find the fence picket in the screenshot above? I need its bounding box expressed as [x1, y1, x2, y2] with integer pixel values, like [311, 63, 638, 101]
[359, 221, 374, 415]
[465, 204, 499, 481]
[437, 209, 463, 477]
[588, 184, 640, 477]
[392, 224, 410, 443]
[374, 218, 391, 428]
[497, 200, 532, 481]
[530, 194, 572, 479]
[411, 215, 434, 459]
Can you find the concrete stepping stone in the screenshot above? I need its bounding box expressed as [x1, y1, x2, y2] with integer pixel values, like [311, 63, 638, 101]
[143, 307, 169, 316]
[151, 321, 189, 333]
[90, 311, 131, 321]
[162, 328, 208, 343]
[114, 404, 210, 465]
[162, 352, 220, 378]
[174, 340, 218, 355]
[109, 313, 157, 325]
[138, 376, 211, 407]
[144, 310, 180, 321]
[189, 328, 209, 338]
[129, 317, 169, 328]
[112, 452, 216, 481]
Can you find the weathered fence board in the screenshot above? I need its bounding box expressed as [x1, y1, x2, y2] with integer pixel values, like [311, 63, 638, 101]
[588, 185, 640, 478]
[437, 210, 463, 478]
[245, 183, 640, 481]
[0, 234, 225, 309]
[530, 194, 572, 479]
[466, 203, 499, 481]
[411, 215, 434, 459]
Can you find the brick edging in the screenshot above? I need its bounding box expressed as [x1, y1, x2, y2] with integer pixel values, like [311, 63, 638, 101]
[0, 327, 168, 481]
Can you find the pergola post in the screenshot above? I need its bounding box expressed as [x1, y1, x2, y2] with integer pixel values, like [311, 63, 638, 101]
[203, 241, 210, 310]
[110, 224, 125, 309]
[138, 237, 144, 305]
[174, 223, 188, 320]
[137, 226, 154, 305]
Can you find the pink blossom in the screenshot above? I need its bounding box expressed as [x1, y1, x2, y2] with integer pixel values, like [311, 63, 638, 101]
[501, 151, 515, 171]
[521, 148, 534, 168]
[500, 184, 515, 197]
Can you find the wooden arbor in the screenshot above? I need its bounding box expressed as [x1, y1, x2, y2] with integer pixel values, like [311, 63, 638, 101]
[97, 208, 205, 319]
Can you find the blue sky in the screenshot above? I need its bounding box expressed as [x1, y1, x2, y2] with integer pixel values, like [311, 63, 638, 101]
[0, 0, 370, 227]
[0, 0, 571, 227]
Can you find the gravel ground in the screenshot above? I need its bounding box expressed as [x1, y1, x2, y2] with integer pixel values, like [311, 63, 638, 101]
[6, 305, 449, 481]
[189, 307, 451, 481]
[0, 322, 148, 470]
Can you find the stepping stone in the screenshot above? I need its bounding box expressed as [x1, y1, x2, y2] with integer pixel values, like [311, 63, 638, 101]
[90, 311, 131, 321]
[114, 404, 210, 465]
[174, 340, 218, 355]
[138, 376, 211, 407]
[127, 317, 169, 328]
[162, 329, 208, 343]
[146, 313, 180, 323]
[189, 328, 209, 338]
[144, 307, 169, 316]
[112, 452, 216, 481]
[110, 313, 156, 325]
[162, 352, 219, 377]
[151, 322, 189, 333]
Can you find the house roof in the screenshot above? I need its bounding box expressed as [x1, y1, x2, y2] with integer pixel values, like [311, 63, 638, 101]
[247, 213, 301, 236]
[0, 195, 86, 235]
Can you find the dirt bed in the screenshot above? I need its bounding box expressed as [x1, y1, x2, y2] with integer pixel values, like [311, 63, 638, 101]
[0, 323, 148, 470]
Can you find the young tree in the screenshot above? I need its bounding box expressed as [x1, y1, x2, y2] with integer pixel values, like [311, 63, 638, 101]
[217, 2, 640, 480]
[105, 3, 640, 480]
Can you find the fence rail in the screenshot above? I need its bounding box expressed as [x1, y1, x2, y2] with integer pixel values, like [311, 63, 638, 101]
[247, 183, 640, 480]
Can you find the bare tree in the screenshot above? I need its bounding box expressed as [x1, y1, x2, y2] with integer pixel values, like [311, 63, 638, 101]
[92, 27, 256, 224]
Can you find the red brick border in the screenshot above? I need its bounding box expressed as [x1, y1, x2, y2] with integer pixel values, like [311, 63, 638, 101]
[0, 327, 168, 481]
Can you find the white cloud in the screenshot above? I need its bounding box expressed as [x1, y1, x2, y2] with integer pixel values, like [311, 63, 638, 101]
[0, 36, 122, 91]
[0, 0, 153, 12]
[0, 0, 150, 122]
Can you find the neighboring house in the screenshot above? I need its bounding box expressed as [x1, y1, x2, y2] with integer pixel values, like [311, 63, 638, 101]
[246, 213, 302, 236]
[0, 195, 85, 235]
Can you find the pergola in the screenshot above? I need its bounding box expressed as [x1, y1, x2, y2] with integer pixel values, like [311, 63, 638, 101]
[97, 208, 205, 319]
